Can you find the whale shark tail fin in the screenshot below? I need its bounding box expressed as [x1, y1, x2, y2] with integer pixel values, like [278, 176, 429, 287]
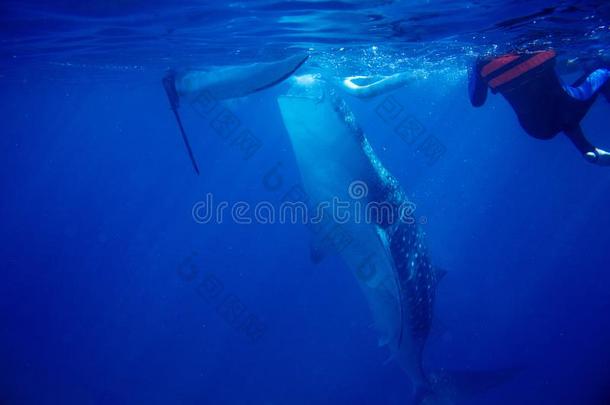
[414, 366, 524, 404]
[163, 70, 200, 175]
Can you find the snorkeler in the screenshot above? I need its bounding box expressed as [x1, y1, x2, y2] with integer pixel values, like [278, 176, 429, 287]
[469, 50, 610, 166]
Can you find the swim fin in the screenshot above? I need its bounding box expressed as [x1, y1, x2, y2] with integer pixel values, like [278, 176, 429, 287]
[163, 71, 201, 175]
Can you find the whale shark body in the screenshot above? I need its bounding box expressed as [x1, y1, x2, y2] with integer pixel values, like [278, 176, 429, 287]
[278, 76, 444, 401]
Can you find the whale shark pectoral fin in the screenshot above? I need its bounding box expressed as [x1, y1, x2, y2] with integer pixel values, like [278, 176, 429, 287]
[309, 237, 332, 264]
[308, 223, 345, 264]
[434, 267, 448, 285]
[378, 336, 390, 347]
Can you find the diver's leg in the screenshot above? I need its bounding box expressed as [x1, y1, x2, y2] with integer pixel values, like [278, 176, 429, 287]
[565, 125, 610, 166]
[563, 69, 610, 102]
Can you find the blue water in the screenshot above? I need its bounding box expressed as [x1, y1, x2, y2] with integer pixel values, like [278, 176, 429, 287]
[2, 1, 610, 404]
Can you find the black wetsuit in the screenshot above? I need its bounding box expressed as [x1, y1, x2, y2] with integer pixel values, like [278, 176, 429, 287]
[469, 52, 610, 156]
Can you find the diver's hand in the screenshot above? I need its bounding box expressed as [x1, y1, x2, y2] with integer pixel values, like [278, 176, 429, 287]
[585, 148, 610, 166]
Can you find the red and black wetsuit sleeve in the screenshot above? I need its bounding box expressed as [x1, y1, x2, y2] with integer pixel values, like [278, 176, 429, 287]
[469, 58, 488, 107]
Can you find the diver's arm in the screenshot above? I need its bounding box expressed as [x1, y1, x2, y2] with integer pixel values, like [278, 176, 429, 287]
[565, 125, 610, 166]
[341, 72, 414, 99]
[469, 59, 488, 107]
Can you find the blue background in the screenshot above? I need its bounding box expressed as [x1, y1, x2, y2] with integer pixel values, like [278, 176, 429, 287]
[2, 67, 610, 404]
[2, 1, 610, 403]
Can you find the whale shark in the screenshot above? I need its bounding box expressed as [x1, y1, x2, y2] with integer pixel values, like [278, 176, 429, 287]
[163, 53, 309, 174]
[161, 56, 517, 401]
[277, 74, 522, 403]
[278, 76, 443, 402]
